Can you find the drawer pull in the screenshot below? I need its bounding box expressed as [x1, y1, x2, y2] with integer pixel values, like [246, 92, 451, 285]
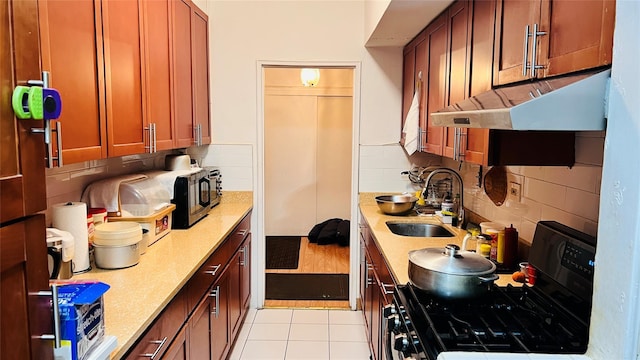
[204, 264, 221, 276]
[141, 337, 167, 359]
[209, 285, 220, 318]
[381, 283, 395, 295]
[237, 229, 248, 238]
[239, 245, 247, 266]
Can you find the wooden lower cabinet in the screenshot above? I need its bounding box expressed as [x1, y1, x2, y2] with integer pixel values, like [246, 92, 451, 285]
[360, 218, 395, 360]
[125, 212, 252, 360]
[210, 267, 231, 360]
[164, 326, 189, 360]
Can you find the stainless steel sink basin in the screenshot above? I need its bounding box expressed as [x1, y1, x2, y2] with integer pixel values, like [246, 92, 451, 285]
[386, 221, 456, 237]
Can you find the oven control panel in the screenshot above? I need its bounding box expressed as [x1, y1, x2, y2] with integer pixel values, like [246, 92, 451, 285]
[561, 242, 595, 278]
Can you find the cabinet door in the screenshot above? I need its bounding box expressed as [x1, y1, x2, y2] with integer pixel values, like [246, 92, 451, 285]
[2, 0, 47, 223]
[239, 236, 252, 321]
[538, 0, 615, 78]
[192, 4, 211, 146]
[102, 0, 147, 157]
[173, 0, 195, 148]
[38, 0, 107, 164]
[401, 31, 426, 147]
[464, 0, 496, 165]
[1, 215, 52, 360]
[493, 0, 541, 85]
[163, 326, 189, 360]
[228, 248, 242, 336]
[142, 0, 175, 151]
[211, 268, 231, 360]
[422, 13, 448, 155]
[188, 292, 212, 359]
[442, 0, 472, 160]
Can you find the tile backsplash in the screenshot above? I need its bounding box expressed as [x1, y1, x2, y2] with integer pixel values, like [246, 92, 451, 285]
[44, 150, 176, 225]
[361, 132, 604, 242]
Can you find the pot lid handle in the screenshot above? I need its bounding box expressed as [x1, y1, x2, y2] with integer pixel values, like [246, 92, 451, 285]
[444, 244, 460, 257]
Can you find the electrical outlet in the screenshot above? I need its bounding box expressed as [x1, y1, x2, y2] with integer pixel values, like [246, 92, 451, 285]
[508, 182, 521, 202]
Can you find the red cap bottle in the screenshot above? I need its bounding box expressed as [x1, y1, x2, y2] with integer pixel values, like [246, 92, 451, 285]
[503, 224, 518, 269]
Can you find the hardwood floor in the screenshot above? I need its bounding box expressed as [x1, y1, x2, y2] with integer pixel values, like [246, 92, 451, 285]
[265, 236, 351, 309]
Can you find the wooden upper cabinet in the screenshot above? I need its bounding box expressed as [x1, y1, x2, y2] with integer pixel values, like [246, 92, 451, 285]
[442, 0, 472, 160]
[173, 0, 195, 148]
[102, 0, 146, 157]
[192, 5, 211, 146]
[401, 31, 425, 147]
[422, 13, 448, 156]
[173, 0, 210, 148]
[539, 0, 615, 77]
[38, 0, 107, 164]
[494, 0, 615, 86]
[142, 0, 175, 151]
[464, 0, 495, 165]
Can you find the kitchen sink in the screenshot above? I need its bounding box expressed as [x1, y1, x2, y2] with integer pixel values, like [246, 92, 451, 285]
[386, 222, 456, 237]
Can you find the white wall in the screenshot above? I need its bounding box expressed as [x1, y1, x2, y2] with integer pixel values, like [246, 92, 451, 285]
[588, 1, 640, 358]
[206, 1, 411, 192]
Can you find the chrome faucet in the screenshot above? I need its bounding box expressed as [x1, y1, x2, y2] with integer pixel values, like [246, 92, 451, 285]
[422, 168, 464, 227]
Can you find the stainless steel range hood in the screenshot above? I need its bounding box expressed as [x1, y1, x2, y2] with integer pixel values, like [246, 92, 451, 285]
[431, 69, 611, 131]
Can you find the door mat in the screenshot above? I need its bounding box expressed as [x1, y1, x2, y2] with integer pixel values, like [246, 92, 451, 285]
[265, 273, 349, 300]
[265, 236, 301, 270]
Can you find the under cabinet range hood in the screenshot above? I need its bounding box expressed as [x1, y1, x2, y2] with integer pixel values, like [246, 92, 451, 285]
[431, 68, 611, 131]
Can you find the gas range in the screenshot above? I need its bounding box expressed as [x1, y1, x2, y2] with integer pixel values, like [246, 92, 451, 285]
[385, 221, 596, 360]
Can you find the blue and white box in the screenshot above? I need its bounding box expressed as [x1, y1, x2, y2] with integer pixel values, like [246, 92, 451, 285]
[57, 281, 110, 360]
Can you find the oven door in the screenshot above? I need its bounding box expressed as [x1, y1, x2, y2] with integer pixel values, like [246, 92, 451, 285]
[382, 316, 404, 360]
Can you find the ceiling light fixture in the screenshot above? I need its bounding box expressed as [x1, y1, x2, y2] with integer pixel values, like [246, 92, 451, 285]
[300, 68, 320, 87]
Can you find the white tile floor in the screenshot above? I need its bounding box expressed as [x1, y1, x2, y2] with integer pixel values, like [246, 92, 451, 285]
[229, 308, 372, 360]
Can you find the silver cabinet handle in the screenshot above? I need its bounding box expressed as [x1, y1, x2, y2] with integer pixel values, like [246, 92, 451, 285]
[53, 121, 63, 166]
[381, 283, 395, 295]
[530, 23, 547, 78]
[522, 25, 531, 77]
[194, 123, 203, 146]
[209, 285, 220, 318]
[32, 284, 61, 348]
[237, 229, 248, 238]
[151, 123, 157, 153]
[453, 128, 465, 161]
[144, 123, 153, 153]
[28, 71, 63, 167]
[366, 264, 375, 286]
[239, 245, 247, 266]
[141, 337, 167, 359]
[453, 128, 460, 161]
[204, 264, 221, 276]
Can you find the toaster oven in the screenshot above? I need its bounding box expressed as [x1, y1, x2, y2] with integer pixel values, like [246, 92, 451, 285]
[204, 166, 221, 208]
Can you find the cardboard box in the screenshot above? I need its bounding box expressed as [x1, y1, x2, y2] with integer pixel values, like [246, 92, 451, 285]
[57, 281, 110, 360]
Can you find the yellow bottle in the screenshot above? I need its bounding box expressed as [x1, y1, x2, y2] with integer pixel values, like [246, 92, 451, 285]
[415, 190, 426, 206]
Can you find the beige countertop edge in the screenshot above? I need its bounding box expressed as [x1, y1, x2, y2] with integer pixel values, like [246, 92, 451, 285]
[72, 191, 253, 360]
[358, 192, 516, 287]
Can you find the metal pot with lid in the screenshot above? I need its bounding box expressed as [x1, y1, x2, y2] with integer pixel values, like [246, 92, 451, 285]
[408, 244, 499, 299]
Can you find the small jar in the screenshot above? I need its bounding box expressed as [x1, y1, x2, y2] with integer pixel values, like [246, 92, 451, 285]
[476, 234, 492, 258]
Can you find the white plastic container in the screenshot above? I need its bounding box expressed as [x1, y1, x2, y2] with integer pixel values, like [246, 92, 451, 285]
[93, 222, 142, 246]
[118, 178, 171, 217]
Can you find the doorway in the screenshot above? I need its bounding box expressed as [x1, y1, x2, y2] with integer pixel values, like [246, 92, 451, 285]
[261, 66, 356, 309]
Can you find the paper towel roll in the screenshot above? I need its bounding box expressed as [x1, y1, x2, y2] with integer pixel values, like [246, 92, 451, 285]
[52, 202, 90, 273]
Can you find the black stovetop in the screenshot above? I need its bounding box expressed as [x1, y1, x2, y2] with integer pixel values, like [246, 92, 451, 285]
[394, 282, 590, 359]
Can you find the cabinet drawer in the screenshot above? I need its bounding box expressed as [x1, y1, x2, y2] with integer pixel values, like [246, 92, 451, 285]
[186, 212, 252, 313]
[224, 213, 251, 255]
[124, 288, 187, 359]
[186, 246, 229, 314]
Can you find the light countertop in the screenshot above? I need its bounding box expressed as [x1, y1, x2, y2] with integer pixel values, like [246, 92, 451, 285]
[358, 193, 517, 288]
[72, 191, 253, 360]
